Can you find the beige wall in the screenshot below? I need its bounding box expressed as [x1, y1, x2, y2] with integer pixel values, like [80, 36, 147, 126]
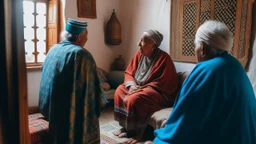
[27, 70, 41, 107]
[248, 39, 256, 95]
[248, 2, 256, 95]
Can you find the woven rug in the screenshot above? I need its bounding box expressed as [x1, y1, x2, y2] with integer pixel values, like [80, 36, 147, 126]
[100, 121, 129, 144]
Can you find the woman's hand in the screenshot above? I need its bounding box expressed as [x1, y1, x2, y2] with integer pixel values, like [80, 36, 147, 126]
[124, 85, 142, 104]
[161, 119, 167, 128]
[128, 85, 140, 94]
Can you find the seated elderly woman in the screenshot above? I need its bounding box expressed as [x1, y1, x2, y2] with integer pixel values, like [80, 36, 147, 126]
[113, 30, 179, 143]
[145, 21, 256, 144]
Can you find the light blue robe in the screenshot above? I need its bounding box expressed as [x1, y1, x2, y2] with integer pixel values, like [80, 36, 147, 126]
[154, 52, 256, 144]
[39, 40, 107, 144]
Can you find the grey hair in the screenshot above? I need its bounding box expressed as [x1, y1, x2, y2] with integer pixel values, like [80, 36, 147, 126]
[61, 31, 79, 42]
[195, 20, 233, 56]
[142, 30, 163, 47]
[195, 42, 226, 56]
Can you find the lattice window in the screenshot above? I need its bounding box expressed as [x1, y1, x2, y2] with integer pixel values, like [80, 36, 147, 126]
[23, 0, 62, 68]
[23, 0, 47, 66]
[200, 0, 211, 24]
[214, 0, 237, 54]
[182, 1, 197, 57]
[170, 0, 254, 67]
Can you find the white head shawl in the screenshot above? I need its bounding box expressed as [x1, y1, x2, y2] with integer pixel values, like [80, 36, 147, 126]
[195, 20, 234, 52]
[143, 30, 163, 47]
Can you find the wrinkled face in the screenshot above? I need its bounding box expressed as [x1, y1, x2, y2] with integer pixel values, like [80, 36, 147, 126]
[194, 42, 205, 62]
[138, 36, 155, 57]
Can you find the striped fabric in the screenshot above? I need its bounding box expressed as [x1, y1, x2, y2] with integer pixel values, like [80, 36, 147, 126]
[28, 113, 44, 121]
[28, 113, 49, 144]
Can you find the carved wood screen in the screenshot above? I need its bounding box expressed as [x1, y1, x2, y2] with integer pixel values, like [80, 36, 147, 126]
[170, 0, 254, 66]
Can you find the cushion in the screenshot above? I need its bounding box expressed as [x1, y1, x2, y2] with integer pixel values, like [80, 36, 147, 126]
[149, 107, 173, 129]
[107, 71, 124, 89]
[103, 89, 116, 99]
[148, 72, 189, 130]
[29, 114, 49, 144]
[28, 113, 44, 121]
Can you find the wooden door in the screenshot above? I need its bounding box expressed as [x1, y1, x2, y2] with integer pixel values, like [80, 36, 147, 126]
[1, 0, 30, 143]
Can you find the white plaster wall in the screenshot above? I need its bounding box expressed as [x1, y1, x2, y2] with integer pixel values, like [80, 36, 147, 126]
[27, 70, 41, 107]
[247, 2, 256, 95]
[174, 62, 195, 72]
[248, 41, 256, 95]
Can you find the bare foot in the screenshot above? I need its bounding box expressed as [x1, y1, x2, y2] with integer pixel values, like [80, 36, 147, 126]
[123, 136, 142, 144]
[113, 128, 127, 136]
[118, 132, 128, 138]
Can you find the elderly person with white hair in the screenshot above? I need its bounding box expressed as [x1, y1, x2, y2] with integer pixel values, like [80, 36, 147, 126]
[113, 30, 179, 143]
[39, 18, 107, 143]
[145, 20, 256, 144]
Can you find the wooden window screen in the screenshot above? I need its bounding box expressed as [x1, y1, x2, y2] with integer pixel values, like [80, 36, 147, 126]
[170, 0, 254, 67]
[23, 0, 61, 68]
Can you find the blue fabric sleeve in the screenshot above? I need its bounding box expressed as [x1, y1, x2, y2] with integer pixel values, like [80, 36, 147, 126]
[153, 63, 221, 143]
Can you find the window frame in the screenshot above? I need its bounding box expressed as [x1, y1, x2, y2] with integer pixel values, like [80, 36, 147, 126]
[23, 0, 48, 67]
[23, 0, 63, 69]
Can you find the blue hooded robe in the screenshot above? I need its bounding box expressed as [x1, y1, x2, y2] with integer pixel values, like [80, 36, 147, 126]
[39, 40, 107, 144]
[154, 52, 256, 144]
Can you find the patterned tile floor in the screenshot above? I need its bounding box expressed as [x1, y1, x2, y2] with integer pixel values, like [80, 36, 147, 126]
[99, 102, 115, 125]
[99, 101, 155, 143]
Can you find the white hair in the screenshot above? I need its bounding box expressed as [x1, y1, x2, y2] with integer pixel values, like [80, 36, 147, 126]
[142, 30, 163, 47]
[61, 29, 87, 42]
[195, 20, 234, 53]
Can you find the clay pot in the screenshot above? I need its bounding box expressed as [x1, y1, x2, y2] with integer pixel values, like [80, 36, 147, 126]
[112, 55, 125, 70]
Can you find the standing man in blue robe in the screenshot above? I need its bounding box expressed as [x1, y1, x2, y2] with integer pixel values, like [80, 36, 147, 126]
[39, 18, 107, 144]
[146, 20, 256, 144]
